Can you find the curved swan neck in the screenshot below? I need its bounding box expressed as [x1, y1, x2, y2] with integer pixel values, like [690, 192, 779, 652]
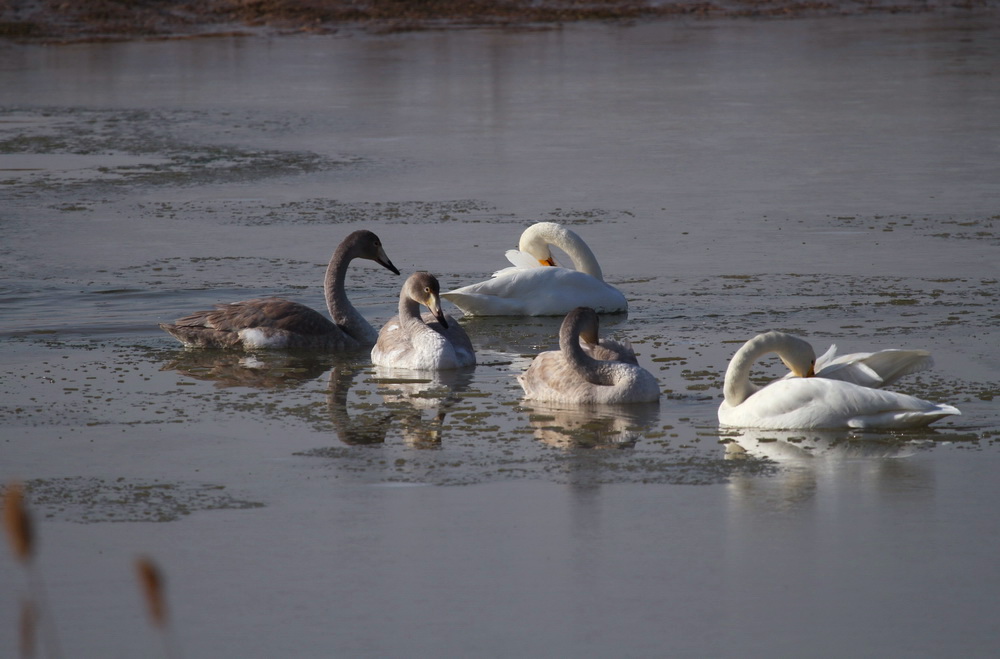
[398, 293, 424, 324]
[522, 222, 604, 280]
[324, 237, 359, 320]
[560, 308, 615, 386]
[724, 332, 813, 406]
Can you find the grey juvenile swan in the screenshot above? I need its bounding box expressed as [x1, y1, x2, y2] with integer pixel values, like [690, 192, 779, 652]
[160, 230, 399, 350]
[371, 271, 476, 370]
[518, 306, 660, 404]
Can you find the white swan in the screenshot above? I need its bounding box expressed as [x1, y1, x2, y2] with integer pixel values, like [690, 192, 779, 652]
[371, 271, 476, 370]
[160, 230, 399, 350]
[718, 331, 960, 429]
[782, 343, 933, 388]
[441, 222, 628, 316]
[518, 307, 660, 404]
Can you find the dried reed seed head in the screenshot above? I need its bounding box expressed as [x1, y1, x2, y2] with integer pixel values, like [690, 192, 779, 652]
[135, 556, 168, 628]
[3, 481, 34, 563]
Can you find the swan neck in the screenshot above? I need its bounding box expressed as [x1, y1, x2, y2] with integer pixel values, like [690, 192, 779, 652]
[398, 294, 423, 325]
[325, 241, 355, 319]
[528, 224, 604, 280]
[723, 333, 792, 405]
[560, 315, 614, 386]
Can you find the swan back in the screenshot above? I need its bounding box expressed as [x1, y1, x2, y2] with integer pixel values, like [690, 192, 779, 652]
[371, 272, 476, 370]
[719, 376, 960, 429]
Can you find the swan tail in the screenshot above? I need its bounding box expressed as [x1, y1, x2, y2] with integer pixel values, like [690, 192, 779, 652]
[847, 403, 960, 429]
[159, 323, 245, 349]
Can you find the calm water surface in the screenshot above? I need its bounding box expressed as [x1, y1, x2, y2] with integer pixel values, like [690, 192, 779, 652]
[2, 13, 999, 658]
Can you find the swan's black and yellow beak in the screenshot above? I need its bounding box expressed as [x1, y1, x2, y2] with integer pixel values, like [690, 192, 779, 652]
[538, 257, 557, 267]
[427, 292, 449, 329]
[377, 246, 401, 275]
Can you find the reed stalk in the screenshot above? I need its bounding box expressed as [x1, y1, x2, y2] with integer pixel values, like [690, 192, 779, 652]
[135, 555, 181, 659]
[3, 481, 62, 659]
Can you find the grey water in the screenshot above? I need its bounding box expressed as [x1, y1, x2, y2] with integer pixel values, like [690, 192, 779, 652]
[2, 13, 1000, 658]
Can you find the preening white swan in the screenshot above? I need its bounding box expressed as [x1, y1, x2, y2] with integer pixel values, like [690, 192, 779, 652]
[782, 343, 934, 388]
[718, 331, 960, 429]
[518, 307, 660, 404]
[441, 222, 628, 316]
[160, 230, 399, 350]
[371, 271, 476, 370]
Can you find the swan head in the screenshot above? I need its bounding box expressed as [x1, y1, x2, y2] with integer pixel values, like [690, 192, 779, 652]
[773, 333, 817, 378]
[560, 306, 602, 353]
[518, 222, 566, 267]
[571, 307, 601, 345]
[404, 271, 448, 329]
[349, 230, 400, 275]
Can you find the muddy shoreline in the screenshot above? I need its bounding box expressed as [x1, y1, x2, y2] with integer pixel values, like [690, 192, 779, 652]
[1, 0, 996, 44]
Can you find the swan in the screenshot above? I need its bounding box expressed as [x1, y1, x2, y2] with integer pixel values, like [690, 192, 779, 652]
[160, 230, 399, 350]
[718, 331, 960, 429]
[781, 342, 933, 388]
[441, 222, 628, 316]
[518, 306, 660, 404]
[371, 271, 476, 370]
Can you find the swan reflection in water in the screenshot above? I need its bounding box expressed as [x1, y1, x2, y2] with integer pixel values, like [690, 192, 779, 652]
[722, 427, 936, 511]
[523, 401, 660, 450]
[327, 365, 474, 447]
[161, 350, 329, 389]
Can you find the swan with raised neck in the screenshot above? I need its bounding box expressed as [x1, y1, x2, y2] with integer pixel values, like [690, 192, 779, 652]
[159, 230, 399, 350]
[371, 271, 476, 370]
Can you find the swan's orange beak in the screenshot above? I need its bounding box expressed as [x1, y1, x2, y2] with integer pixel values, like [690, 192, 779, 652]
[538, 257, 556, 266]
[805, 364, 816, 377]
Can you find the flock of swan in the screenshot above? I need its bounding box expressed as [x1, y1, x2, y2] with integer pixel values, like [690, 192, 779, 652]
[160, 222, 961, 430]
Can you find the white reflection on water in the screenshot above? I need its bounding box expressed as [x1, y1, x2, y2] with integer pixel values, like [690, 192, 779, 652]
[523, 400, 660, 450]
[724, 427, 935, 511]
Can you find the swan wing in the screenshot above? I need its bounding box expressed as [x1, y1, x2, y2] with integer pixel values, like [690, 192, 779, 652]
[781, 344, 935, 388]
[443, 268, 627, 316]
[172, 298, 334, 335]
[161, 297, 355, 349]
[502, 248, 547, 272]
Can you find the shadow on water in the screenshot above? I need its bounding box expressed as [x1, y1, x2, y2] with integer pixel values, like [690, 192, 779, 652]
[160, 349, 333, 389]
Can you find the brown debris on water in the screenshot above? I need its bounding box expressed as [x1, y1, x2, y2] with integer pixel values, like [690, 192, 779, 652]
[0, 0, 992, 43]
